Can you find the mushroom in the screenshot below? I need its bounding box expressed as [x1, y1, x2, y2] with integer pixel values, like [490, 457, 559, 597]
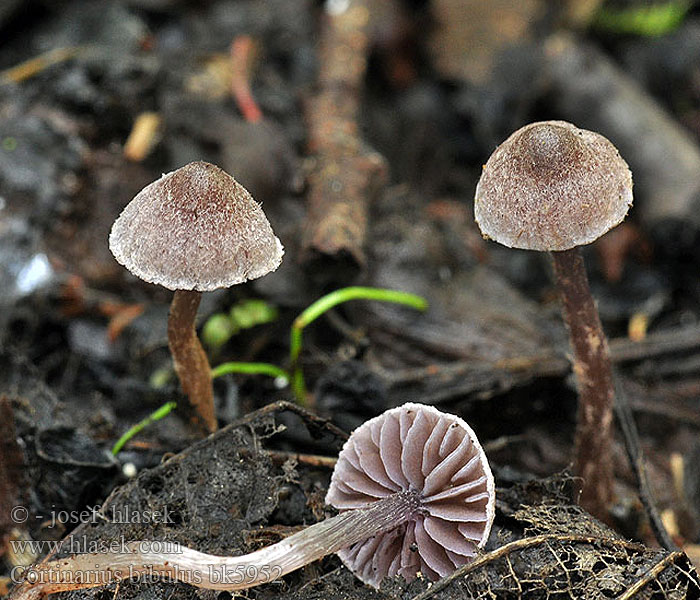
[109, 161, 283, 432]
[474, 120, 633, 517]
[13, 404, 495, 598]
[326, 402, 495, 586]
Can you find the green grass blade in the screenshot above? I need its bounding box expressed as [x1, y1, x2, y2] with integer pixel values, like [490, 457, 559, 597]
[211, 361, 290, 382]
[112, 401, 177, 456]
[290, 286, 428, 404]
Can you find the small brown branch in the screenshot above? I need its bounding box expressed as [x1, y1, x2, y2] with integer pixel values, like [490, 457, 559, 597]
[302, 0, 388, 279]
[382, 325, 700, 382]
[0, 47, 80, 84]
[376, 321, 700, 410]
[613, 373, 678, 552]
[609, 325, 700, 362]
[628, 386, 700, 428]
[266, 450, 337, 469]
[167, 290, 216, 433]
[104, 302, 145, 342]
[552, 248, 614, 519]
[617, 551, 687, 600]
[233, 400, 349, 443]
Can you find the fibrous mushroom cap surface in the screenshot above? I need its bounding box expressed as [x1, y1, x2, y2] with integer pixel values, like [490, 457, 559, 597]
[109, 161, 284, 291]
[326, 403, 495, 588]
[474, 120, 633, 251]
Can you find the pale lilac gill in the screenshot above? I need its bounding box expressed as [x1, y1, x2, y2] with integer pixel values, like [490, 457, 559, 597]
[326, 402, 495, 587]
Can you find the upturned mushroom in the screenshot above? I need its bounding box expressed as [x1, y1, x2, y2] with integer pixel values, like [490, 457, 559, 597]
[13, 404, 495, 598]
[474, 120, 633, 518]
[109, 161, 283, 432]
[326, 403, 495, 586]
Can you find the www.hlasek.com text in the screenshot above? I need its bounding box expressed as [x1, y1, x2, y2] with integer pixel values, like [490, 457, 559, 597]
[10, 537, 183, 559]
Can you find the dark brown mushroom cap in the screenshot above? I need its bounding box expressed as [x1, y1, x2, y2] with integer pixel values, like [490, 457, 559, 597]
[326, 403, 495, 588]
[474, 121, 633, 251]
[109, 161, 283, 291]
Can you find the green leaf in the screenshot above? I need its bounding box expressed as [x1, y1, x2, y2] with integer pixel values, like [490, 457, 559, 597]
[202, 313, 237, 350]
[230, 299, 278, 329]
[595, 1, 691, 37]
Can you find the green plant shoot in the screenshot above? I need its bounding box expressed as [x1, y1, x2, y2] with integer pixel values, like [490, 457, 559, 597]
[202, 313, 238, 351]
[211, 361, 289, 383]
[203, 299, 279, 352]
[112, 401, 177, 455]
[231, 299, 278, 329]
[290, 286, 428, 404]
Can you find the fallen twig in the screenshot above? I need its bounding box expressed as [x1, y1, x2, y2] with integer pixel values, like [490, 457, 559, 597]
[379, 324, 700, 404]
[613, 372, 678, 551]
[0, 47, 80, 84]
[609, 324, 700, 362]
[617, 551, 687, 599]
[261, 450, 337, 469]
[233, 400, 349, 442]
[302, 0, 388, 279]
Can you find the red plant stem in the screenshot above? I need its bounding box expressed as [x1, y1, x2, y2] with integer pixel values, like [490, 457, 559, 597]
[168, 290, 216, 433]
[551, 248, 614, 518]
[230, 36, 262, 123]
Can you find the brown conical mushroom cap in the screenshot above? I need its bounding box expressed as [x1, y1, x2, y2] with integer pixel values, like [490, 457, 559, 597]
[109, 161, 284, 291]
[474, 121, 633, 251]
[326, 403, 495, 588]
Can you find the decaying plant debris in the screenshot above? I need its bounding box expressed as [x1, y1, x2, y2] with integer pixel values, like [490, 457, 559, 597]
[4, 0, 700, 598]
[8, 404, 699, 600]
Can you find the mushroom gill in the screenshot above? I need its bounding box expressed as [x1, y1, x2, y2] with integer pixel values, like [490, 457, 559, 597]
[326, 403, 495, 587]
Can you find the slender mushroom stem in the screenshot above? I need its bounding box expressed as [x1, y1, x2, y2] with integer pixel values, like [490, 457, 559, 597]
[551, 248, 614, 517]
[168, 290, 216, 433]
[14, 491, 421, 600]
